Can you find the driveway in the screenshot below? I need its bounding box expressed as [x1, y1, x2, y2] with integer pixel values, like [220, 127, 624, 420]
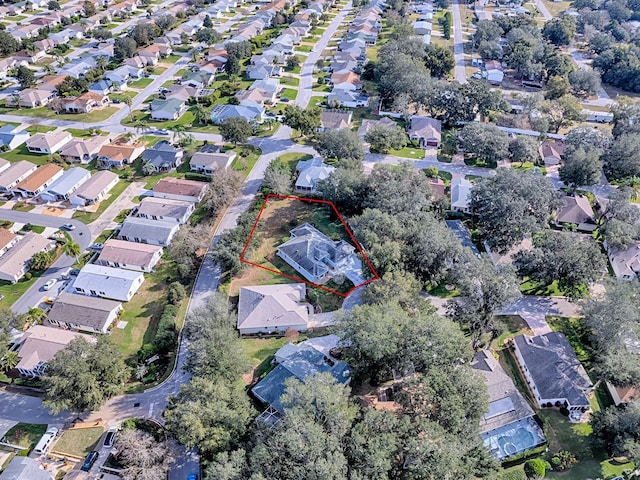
[87, 181, 146, 238]
[0, 419, 17, 441]
[0, 211, 90, 314]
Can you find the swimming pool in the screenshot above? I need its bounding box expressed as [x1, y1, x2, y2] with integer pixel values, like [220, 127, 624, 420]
[482, 417, 546, 460]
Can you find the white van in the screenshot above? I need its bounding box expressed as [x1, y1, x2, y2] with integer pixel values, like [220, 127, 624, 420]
[33, 427, 59, 455]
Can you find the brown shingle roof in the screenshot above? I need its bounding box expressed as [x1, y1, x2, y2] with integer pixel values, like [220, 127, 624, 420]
[14, 164, 62, 192]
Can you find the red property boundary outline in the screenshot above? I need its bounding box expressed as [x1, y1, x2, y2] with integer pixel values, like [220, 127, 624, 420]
[239, 194, 380, 297]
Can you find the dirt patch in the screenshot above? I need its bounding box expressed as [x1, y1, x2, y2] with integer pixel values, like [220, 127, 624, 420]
[42, 206, 65, 217]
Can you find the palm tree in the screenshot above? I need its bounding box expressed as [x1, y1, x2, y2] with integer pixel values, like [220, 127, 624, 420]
[62, 237, 81, 263]
[172, 124, 186, 144]
[193, 103, 208, 125]
[123, 95, 132, 118]
[25, 307, 46, 326]
[96, 56, 108, 73]
[0, 351, 18, 373]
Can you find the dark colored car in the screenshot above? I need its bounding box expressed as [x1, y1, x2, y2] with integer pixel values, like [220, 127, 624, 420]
[81, 451, 99, 472]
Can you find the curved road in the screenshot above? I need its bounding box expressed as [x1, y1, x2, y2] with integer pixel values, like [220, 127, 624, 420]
[0, 212, 91, 314]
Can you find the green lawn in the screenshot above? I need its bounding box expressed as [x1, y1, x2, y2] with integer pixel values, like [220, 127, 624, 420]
[276, 152, 313, 174]
[280, 88, 298, 101]
[0, 269, 47, 308]
[389, 146, 425, 159]
[2, 423, 47, 450]
[72, 179, 127, 224]
[0, 104, 118, 123]
[0, 145, 51, 165]
[24, 125, 56, 134]
[110, 91, 138, 102]
[128, 77, 154, 89]
[280, 76, 300, 87]
[296, 44, 313, 53]
[111, 260, 176, 359]
[164, 54, 182, 64]
[11, 202, 35, 212]
[52, 427, 104, 458]
[150, 66, 167, 75]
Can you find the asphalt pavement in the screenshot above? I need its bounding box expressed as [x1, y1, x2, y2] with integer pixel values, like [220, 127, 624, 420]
[451, 0, 467, 84]
[0, 211, 90, 314]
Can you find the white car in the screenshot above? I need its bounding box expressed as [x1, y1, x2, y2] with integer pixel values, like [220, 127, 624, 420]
[43, 279, 57, 291]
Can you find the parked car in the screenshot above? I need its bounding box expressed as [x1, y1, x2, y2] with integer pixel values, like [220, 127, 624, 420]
[156, 129, 169, 135]
[61, 223, 75, 231]
[103, 427, 118, 448]
[81, 451, 99, 472]
[112, 98, 121, 104]
[70, 269, 80, 276]
[44, 297, 55, 305]
[43, 279, 56, 291]
[89, 243, 104, 251]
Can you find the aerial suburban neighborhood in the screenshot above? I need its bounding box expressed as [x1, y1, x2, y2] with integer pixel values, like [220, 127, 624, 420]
[0, 0, 637, 476]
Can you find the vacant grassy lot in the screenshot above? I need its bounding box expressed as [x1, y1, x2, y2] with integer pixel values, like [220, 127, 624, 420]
[72, 180, 127, 224]
[3, 423, 47, 450]
[0, 104, 118, 123]
[53, 427, 104, 458]
[110, 260, 176, 360]
[128, 77, 154, 89]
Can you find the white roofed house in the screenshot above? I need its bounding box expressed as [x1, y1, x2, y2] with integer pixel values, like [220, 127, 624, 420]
[189, 149, 236, 176]
[451, 178, 473, 214]
[26, 131, 72, 154]
[135, 197, 194, 224]
[58, 136, 110, 164]
[74, 264, 145, 302]
[237, 283, 312, 335]
[117, 217, 180, 246]
[605, 241, 640, 281]
[0, 125, 30, 150]
[96, 239, 163, 272]
[39, 167, 91, 202]
[0, 233, 55, 283]
[69, 170, 119, 207]
[0, 161, 37, 193]
[47, 293, 123, 334]
[294, 158, 335, 194]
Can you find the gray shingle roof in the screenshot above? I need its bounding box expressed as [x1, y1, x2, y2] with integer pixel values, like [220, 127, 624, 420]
[47, 293, 121, 332]
[514, 332, 593, 407]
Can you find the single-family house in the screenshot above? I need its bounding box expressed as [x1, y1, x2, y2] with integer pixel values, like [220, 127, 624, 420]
[408, 115, 441, 148]
[138, 44, 162, 65]
[58, 136, 110, 164]
[0, 161, 37, 193]
[47, 293, 123, 335]
[140, 141, 183, 173]
[605, 242, 640, 281]
[0, 158, 10, 177]
[277, 223, 364, 285]
[74, 264, 145, 302]
[40, 167, 91, 202]
[294, 157, 335, 194]
[210, 104, 265, 124]
[181, 70, 214, 89]
[555, 195, 596, 231]
[12, 49, 47, 64]
[0, 229, 18, 258]
[319, 110, 353, 131]
[451, 177, 473, 214]
[357, 116, 397, 138]
[135, 197, 194, 224]
[0, 233, 55, 283]
[189, 150, 236, 175]
[97, 142, 145, 169]
[237, 283, 311, 335]
[117, 217, 180, 247]
[59, 92, 109, 114]
[12, 164, 64, 198]
[69, 170, 119, 207]
[330, 72, 362, 91]
[0, 456, 55, 480]
[512, 332, 593, 413]
[413, 20, 432, 35]
[540, 140, 566, 167]
[96, 239, 163, 272]
[471, 350, 546, 460]
[252, 343, 351, 414]
[26, 131, 72, 155]
[7, 87, 58, 108]
[484, 60, 504, 85]
[152, 177, 209, 203]
[0, 125, 30, 150]
[150, 98, 188, 121]
[63, 60, 96, 79]
[607, 383, 640, 407]
[327, 89, 369, 108]
[88, 80, 113, 96]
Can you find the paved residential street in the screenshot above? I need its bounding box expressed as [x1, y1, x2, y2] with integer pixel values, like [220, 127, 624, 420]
[0, 212, 90, 314]
[451, 0, 467, 84]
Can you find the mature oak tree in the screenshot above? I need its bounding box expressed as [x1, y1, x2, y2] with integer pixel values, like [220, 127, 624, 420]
[559, 147, 602, 188]
[315, 129, 364, 168]
[470, 168, 561, 253]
